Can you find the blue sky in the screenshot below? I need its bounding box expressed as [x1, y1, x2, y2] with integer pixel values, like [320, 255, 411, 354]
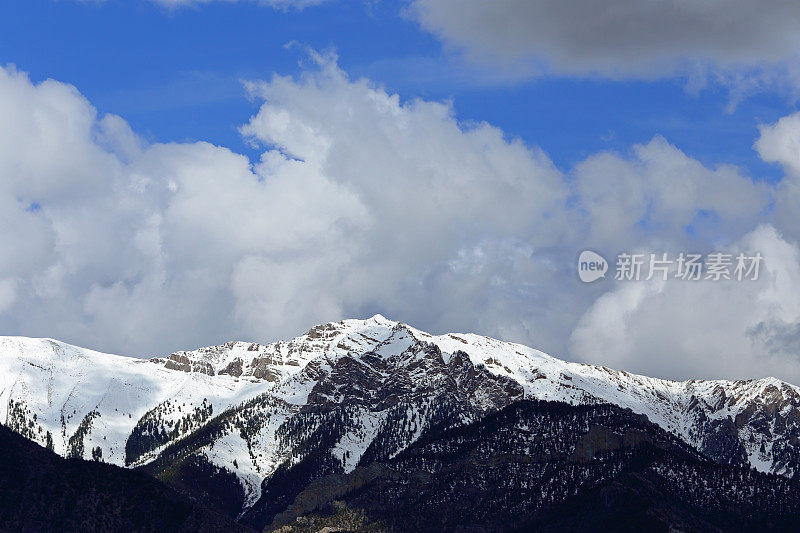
[1, 0, 793, 178]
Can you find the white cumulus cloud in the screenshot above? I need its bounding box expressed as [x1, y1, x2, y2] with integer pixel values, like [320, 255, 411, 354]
[2, 57, 800, 385]
[570, 225, 800, 383]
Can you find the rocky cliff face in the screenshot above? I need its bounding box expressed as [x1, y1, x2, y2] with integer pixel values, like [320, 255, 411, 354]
[2, 315, 800, 528]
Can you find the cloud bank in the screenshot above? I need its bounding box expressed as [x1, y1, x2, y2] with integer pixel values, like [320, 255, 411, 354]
[410, 0, 800, 93]
[2, 57, 800, 383]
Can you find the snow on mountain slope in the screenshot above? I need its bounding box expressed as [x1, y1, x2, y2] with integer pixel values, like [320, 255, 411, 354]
[418, 324, 800, 475]
[0, 336, 264, 463]
[2, 314, 800, 514]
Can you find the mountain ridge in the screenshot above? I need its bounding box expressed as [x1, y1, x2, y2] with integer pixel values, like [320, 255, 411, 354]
[2, 315, 800, 526]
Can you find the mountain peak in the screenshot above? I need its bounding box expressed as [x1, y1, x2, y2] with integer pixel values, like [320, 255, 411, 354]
[3, 319, 800, 489]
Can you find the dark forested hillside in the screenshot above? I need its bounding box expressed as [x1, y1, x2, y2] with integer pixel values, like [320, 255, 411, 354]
[259, 400, 800, 532]
[0, 424, 250, 533]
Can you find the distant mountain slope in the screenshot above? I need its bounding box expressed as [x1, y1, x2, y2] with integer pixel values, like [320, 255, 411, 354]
[264, 401, 800, 533]
[2, 315, 800, 527]
[0, 424, 249, 532]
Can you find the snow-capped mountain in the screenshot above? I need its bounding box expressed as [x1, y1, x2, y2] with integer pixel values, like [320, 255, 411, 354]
[2, 314, 799, 524]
